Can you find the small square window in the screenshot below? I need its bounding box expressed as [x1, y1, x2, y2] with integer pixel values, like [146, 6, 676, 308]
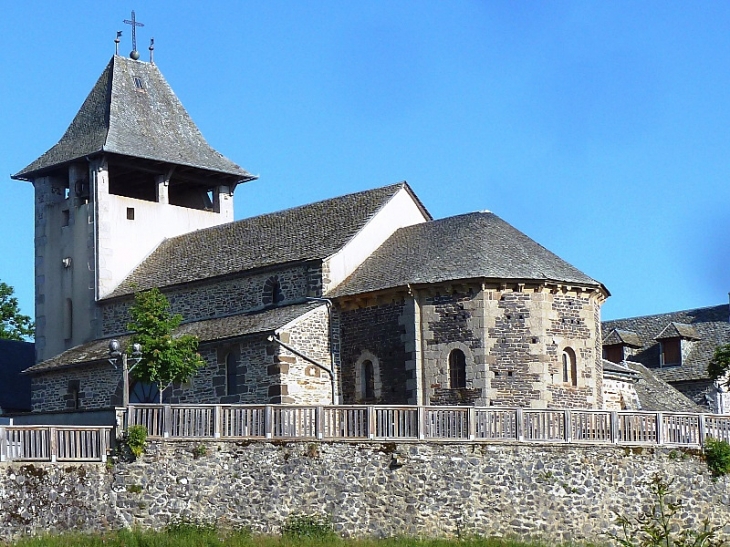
[127, 207, 135, 220]
[61, 210, 70, 227]
[133, 76, 145, 91]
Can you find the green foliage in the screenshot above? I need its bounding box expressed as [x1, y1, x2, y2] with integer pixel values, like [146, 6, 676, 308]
[708, 343, 730, 385]
[127, 288, 205, 395]
[126, 484, 143, 494]
[704, 437, 730, 477]
[608, 474, 724, 547]
[126, 425, 148, 458]
[0, 281, 33, 341]
[193, 444, 208, 458]
[281, 513, 336, 540]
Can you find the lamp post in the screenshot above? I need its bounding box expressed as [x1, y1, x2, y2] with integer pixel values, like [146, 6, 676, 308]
[108, 340, 142, 408]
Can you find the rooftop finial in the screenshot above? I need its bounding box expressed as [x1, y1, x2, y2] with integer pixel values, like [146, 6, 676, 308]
[114, 31, 122, 55]
[149, 37, 155, 64]
[123, 10, 144, 60]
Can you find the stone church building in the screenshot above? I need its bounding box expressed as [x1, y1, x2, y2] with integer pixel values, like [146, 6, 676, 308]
[14, 52, 614, 413]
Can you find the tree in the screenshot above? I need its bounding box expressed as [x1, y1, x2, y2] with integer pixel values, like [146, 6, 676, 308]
[127, 288, 205, 402]
[708, 343, 730, 387]
[0, 281, 34, 341]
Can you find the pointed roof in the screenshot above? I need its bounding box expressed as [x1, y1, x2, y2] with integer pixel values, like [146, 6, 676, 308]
[655, 322, 701, 341]
[603, 328, 643, 348]
[330, 211, 607, 297]
[107, 183, 423, 298]
[13, 55, 254, 183]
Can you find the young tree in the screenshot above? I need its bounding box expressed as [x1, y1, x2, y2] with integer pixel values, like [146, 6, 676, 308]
[127, 288, 205, 402]
[0, 281, 34, 341]
[708, 343, 730, 387]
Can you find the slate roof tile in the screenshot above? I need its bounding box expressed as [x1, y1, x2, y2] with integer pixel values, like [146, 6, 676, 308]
[13, 56, 253, 181]
[603, 329, 643, 348]
[108, 183, 417, 298]
[330, 211, 605, 297]
[24, 302, 320, 374]
[602, 305, 730, 383]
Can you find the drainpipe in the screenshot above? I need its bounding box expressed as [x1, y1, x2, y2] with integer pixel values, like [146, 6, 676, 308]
[306, 297, 339, 402]
[267, 334, 339, 405]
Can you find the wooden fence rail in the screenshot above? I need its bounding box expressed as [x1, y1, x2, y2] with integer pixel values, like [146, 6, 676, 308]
[125, 404, 730, 448]
[0, 426, 112, 463]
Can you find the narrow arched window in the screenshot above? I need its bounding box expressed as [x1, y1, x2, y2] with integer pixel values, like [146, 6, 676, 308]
[562, 348, 578, 387]
[449, 349, 467, 389]
[362, 360, 375, 400]
[226, 352, 237, 396]
[272, 279, 284, 305]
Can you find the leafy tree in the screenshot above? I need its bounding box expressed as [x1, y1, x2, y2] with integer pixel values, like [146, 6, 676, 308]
[0, 281, 34, 341]
[707, 343, 730, 387]
[127, 288, 205, 402]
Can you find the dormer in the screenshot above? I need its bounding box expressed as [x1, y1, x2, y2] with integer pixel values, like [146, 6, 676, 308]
[602, 328, 642, 363]
[654, 322, 701, 367]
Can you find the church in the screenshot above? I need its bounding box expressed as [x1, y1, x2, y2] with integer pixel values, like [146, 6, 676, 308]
[13, 48, 617, 413]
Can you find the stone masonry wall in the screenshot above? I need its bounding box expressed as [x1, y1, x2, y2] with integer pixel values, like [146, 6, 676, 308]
[2, 441, 729, 543]
[102, 263, 319, 336]
[31, 363, 124, 412]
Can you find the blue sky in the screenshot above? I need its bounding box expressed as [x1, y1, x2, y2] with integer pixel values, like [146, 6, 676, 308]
[1, 1, 729, 323]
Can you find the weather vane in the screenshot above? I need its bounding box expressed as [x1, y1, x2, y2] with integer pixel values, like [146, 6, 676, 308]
[123, 10, 145, 60]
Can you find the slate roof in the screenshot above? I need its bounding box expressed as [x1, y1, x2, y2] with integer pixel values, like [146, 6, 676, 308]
[108, 182, 423, 298]
[330, 211, 606, 298]
[602, 304, 730, 383]
[13, 55, 254, 182]
[655, 322, 701, 341]
[603, 329, 643, 348]
[0, 340, 33, 412]
[24, 302, 320, 374]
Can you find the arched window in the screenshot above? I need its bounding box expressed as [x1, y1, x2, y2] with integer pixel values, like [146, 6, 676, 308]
[362, 360, 375, 400]
[263, 276, 284, 306]
[449, 349, 467, 389]
[562, 347, 578, 387]
[226, 352, 237, 396]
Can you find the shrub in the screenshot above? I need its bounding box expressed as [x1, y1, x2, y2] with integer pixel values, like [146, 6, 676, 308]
[126, 425, 148, 458]
[704, 437, 730, 477]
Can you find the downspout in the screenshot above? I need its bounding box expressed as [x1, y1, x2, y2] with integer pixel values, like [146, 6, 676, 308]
[306, 297, 339, 402]
[267, 334, 338, 405]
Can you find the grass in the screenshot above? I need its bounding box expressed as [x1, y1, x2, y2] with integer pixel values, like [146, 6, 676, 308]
[2, 531, 574, 547]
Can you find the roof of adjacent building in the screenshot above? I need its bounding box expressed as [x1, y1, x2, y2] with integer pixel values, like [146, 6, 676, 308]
[0, 339, 34, 412]
[108, 182, 425, 298]
[330, 211, 606, 298]
[603, 328, 643, 348]
[24, 302, 320, 374]
[602, 304, 730, 383]
[13, 55, 254, 182]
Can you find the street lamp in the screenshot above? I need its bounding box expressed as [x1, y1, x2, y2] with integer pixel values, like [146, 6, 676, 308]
[108, 340, 142, 408]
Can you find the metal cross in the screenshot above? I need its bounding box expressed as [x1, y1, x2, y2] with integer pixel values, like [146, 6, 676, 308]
[123, 10, 144, 53]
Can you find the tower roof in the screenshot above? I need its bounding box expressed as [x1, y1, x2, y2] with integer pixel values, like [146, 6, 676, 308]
[13, 55, 255, 184]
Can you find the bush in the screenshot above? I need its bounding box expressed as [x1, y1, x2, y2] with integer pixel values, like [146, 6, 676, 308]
[281, 513, 336, 540]
[704, 437, 730, 477]
[126, 425, 148, 458]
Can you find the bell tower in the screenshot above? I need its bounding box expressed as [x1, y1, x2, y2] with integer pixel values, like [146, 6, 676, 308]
[13, 52, 256, 362]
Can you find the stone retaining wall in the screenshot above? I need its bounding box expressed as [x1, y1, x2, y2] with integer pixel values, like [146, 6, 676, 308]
[1, 441, 729, 543]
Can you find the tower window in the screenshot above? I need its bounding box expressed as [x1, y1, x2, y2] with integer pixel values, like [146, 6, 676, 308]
[562, 347, 578, 386]
[226, 352, 238, 396]
[449, 349, 467, 389]
[127, 207, 135, 220]
[61, 210, 70, 227]
[362, 360, 375, 400]
[133, 76, 145, 91]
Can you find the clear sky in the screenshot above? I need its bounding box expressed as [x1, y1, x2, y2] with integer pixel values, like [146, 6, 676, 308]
[1, 1, 729, 323]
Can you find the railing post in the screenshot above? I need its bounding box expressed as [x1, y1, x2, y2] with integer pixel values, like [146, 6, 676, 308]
[265, 405, 273, 439]
[214, 405, 222, 438]
[468, 407, 476, 440]
[126, 405, 135, 429]
[564, 410, 572, 443]
[316, 406, 324, 440]
[100, 428, 109, 463]
[419, 406, 427, 440]
[611, 411, 620, 444]
[163, 405, 172, 438]
[368, 406, 376, 439]
[50, 427, 58, 463]
[515, 407, 524, 442]
[699, 414, 707, 448]
[0, 426, 6, 462]
[656, 412, 663, 445]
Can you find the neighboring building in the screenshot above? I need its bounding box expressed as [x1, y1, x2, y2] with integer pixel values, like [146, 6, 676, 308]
[602, 304, 730, 412]
[0, 340, 34, 413]
[14, 50, 613, 413]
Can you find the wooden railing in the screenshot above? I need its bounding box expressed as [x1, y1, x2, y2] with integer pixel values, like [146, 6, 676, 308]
[0, 426, 112, 463]
[125, 404, 730, 448]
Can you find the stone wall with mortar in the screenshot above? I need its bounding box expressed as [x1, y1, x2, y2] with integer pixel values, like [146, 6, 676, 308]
[30, 363, 124, 411]
[1, 441, 729, 544]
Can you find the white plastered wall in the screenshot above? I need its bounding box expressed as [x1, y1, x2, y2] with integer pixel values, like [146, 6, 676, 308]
[324, 187, 429, 292]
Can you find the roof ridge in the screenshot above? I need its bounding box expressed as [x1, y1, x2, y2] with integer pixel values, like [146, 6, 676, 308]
[603, 303, 730, 323]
